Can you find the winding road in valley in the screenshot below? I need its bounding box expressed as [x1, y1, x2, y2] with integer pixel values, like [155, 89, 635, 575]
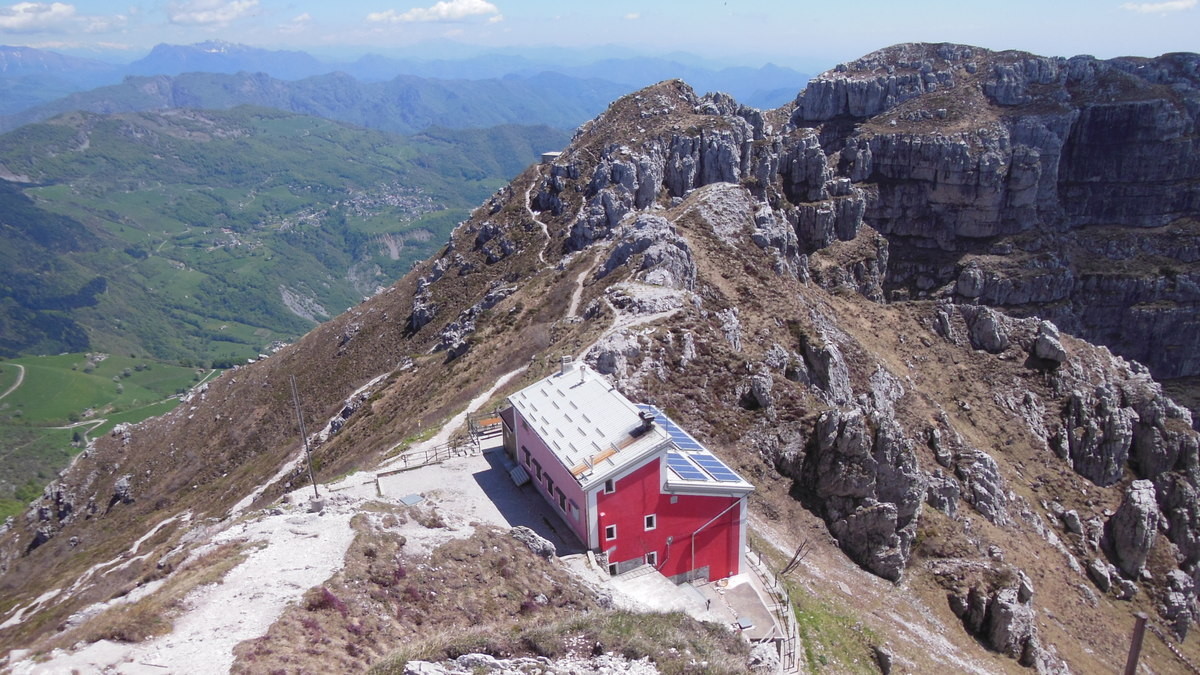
[0, 364, 25, 402]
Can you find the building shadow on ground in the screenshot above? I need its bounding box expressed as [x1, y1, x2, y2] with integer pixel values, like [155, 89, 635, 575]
[472, 448, 587, 557]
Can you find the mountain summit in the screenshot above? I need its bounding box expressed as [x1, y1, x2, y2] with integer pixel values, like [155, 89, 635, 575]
[1, 43, 1199, 673]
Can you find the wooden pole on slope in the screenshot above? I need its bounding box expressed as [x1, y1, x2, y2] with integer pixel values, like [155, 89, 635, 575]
[1124, 612, 1148, 675]
[289, 374, 320, 500]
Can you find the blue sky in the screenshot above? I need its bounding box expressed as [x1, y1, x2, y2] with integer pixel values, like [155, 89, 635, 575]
[0, 0, 1196, 70]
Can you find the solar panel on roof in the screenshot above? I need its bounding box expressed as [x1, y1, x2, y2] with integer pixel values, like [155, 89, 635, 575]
[691, 452, 742, 482]
[666, 452, 709, 481]
[639, 404, 745, 484]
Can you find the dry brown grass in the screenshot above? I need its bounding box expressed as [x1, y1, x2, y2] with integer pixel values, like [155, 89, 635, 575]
[368, 610, 750, 675]
[230, 518, 599, 673]
[40, 540, 253, 650]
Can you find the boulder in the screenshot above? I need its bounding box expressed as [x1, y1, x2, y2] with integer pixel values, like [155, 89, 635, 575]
[987, 587, 1036, 663]
[1086, 558, 1111, 592]
[1031, 321, 1068, 364]
[1061, 510, 1083, 535]
[964, 306, 1010, 354]
[510, 526, 556, 559]
[748, 642, 780, 673]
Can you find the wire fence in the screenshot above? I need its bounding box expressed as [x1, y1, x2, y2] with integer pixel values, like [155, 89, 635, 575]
[1148, 623, 1200, 674]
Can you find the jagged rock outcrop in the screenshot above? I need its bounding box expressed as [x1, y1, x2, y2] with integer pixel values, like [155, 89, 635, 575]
[956, 450, 1009, 526]
[1162, 569, 1199, 639]
[962, 305, 1011, 354]
[1106, 479, 1160, 578]
[598, 214, 696, 290]
[802, 407, 926, 581]
[1055, 386, 1137, 487]
[936, 560, 1045, 667]
[791, 323, 853, 405]
[925, 469, 960, 518]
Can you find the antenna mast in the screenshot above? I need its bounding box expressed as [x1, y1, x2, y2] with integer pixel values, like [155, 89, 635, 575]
[289, 374, 320, 499]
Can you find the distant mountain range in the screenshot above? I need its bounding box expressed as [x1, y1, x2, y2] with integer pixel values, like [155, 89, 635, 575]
[0, 42, 809, 123]
[0, 70, 631, 135]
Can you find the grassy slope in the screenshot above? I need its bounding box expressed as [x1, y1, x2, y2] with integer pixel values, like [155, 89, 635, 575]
[0, 108, 570, 365]
[0, 354, 205, 520]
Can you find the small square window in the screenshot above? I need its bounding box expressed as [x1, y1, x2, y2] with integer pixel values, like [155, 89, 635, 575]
[645, 551, 657, 566]
[604, 524, 617, 541]
[607, 563, 618, 576]
[644, 514, 657, 531]
[604, 478, 615, 494]
[558, 490, 566, 511]
[670, 495, 679, 504]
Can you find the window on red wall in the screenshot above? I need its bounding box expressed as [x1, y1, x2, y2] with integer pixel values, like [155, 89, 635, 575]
[604, 524, 617, 541]
[603, 478, 615, 494]
[644, 514, 656, 531]
[645, 551, 657, 566]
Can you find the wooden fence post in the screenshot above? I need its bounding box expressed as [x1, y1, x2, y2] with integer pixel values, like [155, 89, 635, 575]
[1124, 612, 1148, 675]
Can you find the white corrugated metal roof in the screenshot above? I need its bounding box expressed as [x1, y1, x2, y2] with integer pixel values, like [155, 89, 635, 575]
[508, 363, 669, 488]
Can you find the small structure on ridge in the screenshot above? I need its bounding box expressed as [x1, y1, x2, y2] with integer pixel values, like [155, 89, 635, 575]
[499, 359, 753, 582]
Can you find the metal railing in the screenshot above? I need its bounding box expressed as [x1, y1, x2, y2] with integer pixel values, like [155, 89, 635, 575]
[377, 434, 480, 477]
[746, 542, 801, 674]
[378, 412, 505, 478]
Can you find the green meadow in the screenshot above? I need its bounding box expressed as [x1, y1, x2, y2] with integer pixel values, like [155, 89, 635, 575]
[0, 354, 211, 520]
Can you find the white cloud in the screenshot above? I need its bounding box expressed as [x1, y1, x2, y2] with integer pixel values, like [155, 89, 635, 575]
[168, 0, 259, 26]
[278, 11, 310, 33]
[1119, 0, 1196, 12]
[624, 12, 639, 20]
[84, 13, 126, 32]
[0, 2, 76, 33]
[367, 0, 501, 24]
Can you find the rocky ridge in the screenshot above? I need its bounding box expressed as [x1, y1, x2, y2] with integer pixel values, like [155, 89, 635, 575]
[1, 44, 1199, 673]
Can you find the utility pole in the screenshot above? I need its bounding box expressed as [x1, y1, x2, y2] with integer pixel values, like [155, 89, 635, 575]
[289, 375, 320, 500]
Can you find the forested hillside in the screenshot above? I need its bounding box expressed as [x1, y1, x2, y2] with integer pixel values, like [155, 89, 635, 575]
[0, 107, 569, 363]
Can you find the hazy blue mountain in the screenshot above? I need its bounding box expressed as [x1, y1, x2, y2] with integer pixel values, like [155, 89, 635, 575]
[126, 40, 329, 80]
[0, 70, 631, 134]
[0, 45, 124, 115]
[337, 53, 809, 108]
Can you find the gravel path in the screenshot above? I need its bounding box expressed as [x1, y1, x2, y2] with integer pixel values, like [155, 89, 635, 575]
[15, 496, 358, 674]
